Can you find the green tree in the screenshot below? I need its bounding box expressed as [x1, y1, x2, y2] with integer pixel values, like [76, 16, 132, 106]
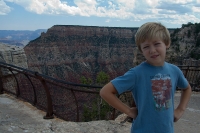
[187, 30, 191, 38]
[80, 76, 92, 86]
[82, 71, 112, 121]
[83, 98, 111, 122]
[196, 37, 200, 47]
[195, 23, 200, 35]
[96, 71, 110, 85]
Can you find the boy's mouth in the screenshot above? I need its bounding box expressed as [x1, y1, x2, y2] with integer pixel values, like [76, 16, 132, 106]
[151, 55, 159, 58]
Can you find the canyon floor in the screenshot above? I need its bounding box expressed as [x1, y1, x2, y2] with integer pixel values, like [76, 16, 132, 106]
[0, 92, 200, 133]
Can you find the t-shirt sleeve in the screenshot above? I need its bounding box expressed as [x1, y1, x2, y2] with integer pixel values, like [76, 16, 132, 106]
[176, 67, 189, 89]
[111, 68, 136, 95]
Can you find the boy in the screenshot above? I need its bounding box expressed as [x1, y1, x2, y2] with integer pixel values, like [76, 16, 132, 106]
[100, 22, 191, 133]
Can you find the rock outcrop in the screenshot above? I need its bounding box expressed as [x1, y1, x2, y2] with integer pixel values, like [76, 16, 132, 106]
[24, 25, 138, 83]
[0, 43, 28, 75]
[0, 43, 28, 95]
[170, 23, 200, 62]
[23, 24, 200, 83]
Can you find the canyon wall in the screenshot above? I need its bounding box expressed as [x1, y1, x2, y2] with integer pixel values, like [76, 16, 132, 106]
[0, 43, 28, 75]
[0, 43, 28, 94]
[24, 24, 200, 84]
[24, 25, 138, 83]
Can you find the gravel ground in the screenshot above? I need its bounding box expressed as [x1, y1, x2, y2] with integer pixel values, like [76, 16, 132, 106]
[174, 92, 200, 133]
[0, 92, 200, 133]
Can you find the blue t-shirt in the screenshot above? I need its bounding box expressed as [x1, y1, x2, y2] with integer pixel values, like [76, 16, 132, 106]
[111, 62, 188, 133]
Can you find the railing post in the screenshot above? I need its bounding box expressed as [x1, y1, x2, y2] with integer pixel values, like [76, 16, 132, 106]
[24, 74, 37, 105]
[183, 66, 189, 78]
[35, 72, 54, 119]
[9, 69, 20, 97]
[0, 77, 3, 94]
[111, 108, 116, 120]
[71, 90, 79, 122]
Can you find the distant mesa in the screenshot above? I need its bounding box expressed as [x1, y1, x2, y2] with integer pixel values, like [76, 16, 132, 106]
[0, 29, 47, 47]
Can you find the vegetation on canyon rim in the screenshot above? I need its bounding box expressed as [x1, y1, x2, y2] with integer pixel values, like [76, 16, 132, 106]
[80, 71, 112, 121]
[171, 22, 200, 60]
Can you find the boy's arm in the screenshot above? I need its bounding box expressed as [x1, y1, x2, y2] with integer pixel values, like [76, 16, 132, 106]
[174, 83, 192, 122]
[100, 82, 137, 119]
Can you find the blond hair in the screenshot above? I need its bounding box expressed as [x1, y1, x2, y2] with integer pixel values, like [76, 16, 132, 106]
[135, 22, 171, 52]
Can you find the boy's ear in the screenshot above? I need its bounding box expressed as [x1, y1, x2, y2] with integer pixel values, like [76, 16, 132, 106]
[166, 43, 170, 48]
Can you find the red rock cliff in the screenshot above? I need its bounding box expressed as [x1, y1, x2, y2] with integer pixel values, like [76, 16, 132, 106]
[24, 25, 138, 83]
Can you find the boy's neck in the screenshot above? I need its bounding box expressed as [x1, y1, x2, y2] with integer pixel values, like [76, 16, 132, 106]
[145, 60, 166, 67]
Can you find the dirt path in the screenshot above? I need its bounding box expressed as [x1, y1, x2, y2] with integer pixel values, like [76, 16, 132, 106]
[0, 92, 200, 133]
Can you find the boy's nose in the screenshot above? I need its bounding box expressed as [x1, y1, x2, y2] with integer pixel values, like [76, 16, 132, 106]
[149, 46, 156, 54]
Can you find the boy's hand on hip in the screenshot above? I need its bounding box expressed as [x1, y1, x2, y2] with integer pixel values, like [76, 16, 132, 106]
[127, 107, 138, 119]
[174, 107, 185, 122]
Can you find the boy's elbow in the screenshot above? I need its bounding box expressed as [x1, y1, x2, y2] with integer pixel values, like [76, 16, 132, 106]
[186, 84, 192, 91]
[100, 82, 116, 98]
[99, 88, 104, 97]
[183, 84, 192, 93]
[100, 86, 107, 98]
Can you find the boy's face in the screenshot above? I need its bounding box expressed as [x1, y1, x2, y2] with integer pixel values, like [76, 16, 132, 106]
[140, 39, 170, 66]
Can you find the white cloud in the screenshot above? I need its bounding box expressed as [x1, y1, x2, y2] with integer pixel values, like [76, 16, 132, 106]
[192, 6, 200, 12]
[146, 0, 159, 7]
[2, 0, 200, 26]
[115, 0, 136, 10]
[161, 13, 200, 25]
[165, 0, 193, 4]
[0, 0, 11, 15]
[26, 0, 80, 15]
[74, 0, 99, 16]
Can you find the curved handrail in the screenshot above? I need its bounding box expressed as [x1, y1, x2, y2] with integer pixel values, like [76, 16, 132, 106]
[0, 61, 199, 122]
[0, 61, 114, 122]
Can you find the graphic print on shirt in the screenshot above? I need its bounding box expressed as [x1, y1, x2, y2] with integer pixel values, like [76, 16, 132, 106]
[151, 73, 172, 111]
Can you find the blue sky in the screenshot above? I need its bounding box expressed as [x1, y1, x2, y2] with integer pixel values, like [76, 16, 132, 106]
[1, 0, 200, 30]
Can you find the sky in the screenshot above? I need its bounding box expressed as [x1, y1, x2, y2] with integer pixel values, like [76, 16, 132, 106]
[0, 0, 200, 30]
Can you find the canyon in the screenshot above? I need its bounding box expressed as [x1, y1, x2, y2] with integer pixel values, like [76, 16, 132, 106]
[24, 25, 139, 83]
[24, 25, 198, 84]
[0, 23, 200, 125]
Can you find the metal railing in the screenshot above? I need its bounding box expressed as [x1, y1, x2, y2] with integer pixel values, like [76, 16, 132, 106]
[178, 65, 200, 91]
[0, 61, 117, 122]
[0, 62, 199, 122]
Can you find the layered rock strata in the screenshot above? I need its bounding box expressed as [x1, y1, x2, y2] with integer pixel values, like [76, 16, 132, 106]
[0, 43, 28, 94]
[24, 25, 138, 83]
[0, 43, 28, 75]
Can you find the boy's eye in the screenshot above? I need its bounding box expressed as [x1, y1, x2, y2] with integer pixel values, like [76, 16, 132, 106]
[143, 46, 149, 49]
[155, 43, 160, 46]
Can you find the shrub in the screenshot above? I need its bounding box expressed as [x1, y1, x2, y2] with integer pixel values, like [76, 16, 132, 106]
[83, 98, 111, 121]
[96, 71, 110, 85]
